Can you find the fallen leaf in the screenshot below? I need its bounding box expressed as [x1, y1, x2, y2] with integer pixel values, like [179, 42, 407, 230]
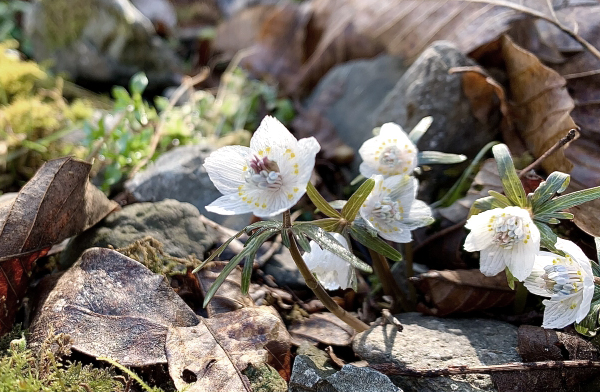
[0, 157, 118, 335]
[493, 325, 600, 392]
[288, 312, 355, 347]
[29, 248, 199, 366]
[196, 261, 255, 317]
[166, 306, 292, 391]
[411, 269, 515, 316]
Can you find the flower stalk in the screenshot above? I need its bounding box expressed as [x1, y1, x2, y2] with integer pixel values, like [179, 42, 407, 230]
[284, 211, 369, 332]
[368, 248, 410, 313]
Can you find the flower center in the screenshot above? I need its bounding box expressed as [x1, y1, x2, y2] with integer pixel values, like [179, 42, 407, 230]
[540, 263, 583, 296]
[245, 155, 282, 190]
[379, 146, 403, 167]
[491, 214, 527, 249]
[373, 197, 404, 223]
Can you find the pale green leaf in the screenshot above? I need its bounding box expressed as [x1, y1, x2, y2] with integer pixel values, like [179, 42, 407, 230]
[488, 190, 512, 207]
[492, 144, 527, 207]
[505, 267, 516, 290]
[531, 172, 570, 210]
[241, 255, 253, 295]
[469, 195, 509, 217]
[535, 221, 559, 253]
[349, 225, 402, 262]
[292, 227, 312, 253]
[407, 116, 433, 145]
[418, 151, 467, 166]
[342, 178, 375, 222]
[306, 182, 341, 218]
[295, 223, 373, 273]
[298, 218, 340, 232]
[536, 186, 600, 215]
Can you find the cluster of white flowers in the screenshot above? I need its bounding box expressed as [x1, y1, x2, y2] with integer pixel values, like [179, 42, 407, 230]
[465, 206, 595, 329]
[204, 116, 436, 291]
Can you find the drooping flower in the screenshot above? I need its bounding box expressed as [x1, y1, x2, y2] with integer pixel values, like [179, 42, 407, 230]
[204, 116, 320, 218]
[523, 238, 594, 329]
[464, 206, 540, 281]
[358, 122, 419, 178]
[303, 232, 353, 290]
[359, 175, 433, 243]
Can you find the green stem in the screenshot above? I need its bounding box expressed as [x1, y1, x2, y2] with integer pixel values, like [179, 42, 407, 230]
[284, 211, 369, 332]
[368, 248, 409, 313]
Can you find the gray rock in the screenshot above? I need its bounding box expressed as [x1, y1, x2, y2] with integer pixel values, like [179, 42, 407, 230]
[374, 41, 501, 201]
[125, 144, 252, 231]
[60, 199, 216, 267]
[352, 313, 521, 392]
[290, 354, 402, 392]
[304, 55, 408, 173]
[25, 0, 180, 88]
[263, 248, 305, 289]
[217, 0, 281, 18]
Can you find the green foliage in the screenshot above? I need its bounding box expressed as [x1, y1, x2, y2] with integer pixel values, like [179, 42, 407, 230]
[0, 330, 131, 392]
[341, 178, 375, 222]
[0, 2, 31, 54]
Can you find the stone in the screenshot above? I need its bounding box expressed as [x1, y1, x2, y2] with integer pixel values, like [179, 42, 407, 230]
[303, 55, 408, 173]
[352, 312, 521, 392]
[289, 352, 402, 392]
[25, 0, 180, 90]
[262, 247, 305, 289]
[125, 144, 252, 231]
[217, 0, 281, 18]
[374, 41, 501, 202]
[60, 199, 216, 267]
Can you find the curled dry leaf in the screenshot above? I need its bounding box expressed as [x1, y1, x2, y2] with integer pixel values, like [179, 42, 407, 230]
[288, 312, 355, 347]
[166, 306, 292, 392]
[494, 325, 600, 392]
[0, 157, 118, 335]
[196, 261, 255, 317]
[29, 248, 199, 366]
[411, 269, 515, 317]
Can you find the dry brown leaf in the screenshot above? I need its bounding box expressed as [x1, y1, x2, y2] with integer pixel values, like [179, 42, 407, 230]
[196, 261, 254, 317]
[411, 269, 515, 316]
[166, 306, 291, 391]
[288, 312, 355, 347]
[0, 157, 118, 335]
[29, 248, 199, 366]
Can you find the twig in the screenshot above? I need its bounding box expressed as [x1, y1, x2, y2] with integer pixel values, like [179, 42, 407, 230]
[518, 129, 577, 178]
[284, 211, 369, 332]
[128, 69, 210, 178]
[371, 360, 600, 377]
[459, 0, 600, 62]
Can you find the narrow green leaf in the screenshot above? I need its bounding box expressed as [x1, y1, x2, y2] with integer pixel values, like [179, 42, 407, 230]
[292, 227, 312, 253]
[505, 267, 516, 290]
[281, 228, 291, 248]
[469, 196, 508, 217]
[535, 222, 559, 253]
[342, 178, 375, 222]
[295, 223, 373, 273]
[241, 256, 253, 295]
[488, 190, 512, 207]
[306, 182, 341, 218]
[492, 144, 527, 207]
[350, 175, 366, 186]
[431, 141, 499, 209]
[536, 186, 600, 215]
[192, 228, 246, 273]
[298, 218, 340, 232]
[244, 220, 283, 234]
[531, 172, 570, 210]
[534, 211, 574, 223]
[203, 228, 277, 307]
[407, 116, 433, 145]
[350, 225, 402, 261]
[418, 151, 467, 166]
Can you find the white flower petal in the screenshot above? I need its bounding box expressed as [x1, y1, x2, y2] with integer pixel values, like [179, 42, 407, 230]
[504, 239, 538, 281]
[206, 194, 253, 215]
[204, 145, 251, 194]
[303, 233, 353, 290]
[542, 295, 582, 329]
[358, 123, 418, 178]
[250, 116, 297, 153]
[403, 199, 433, 229]
[523, 253, 558, 297]
[479, 245, 508, 277]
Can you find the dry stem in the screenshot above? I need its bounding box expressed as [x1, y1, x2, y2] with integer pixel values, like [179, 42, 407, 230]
[518, 129, 577, 178]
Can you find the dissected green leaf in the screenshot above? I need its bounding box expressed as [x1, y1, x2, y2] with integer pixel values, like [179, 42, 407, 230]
[492, 144, 528, 207]
[531, 172, 570, 211]
[306, 182, 341, 218]
[299, 218, 340, 232]
[292, 227, 312, 253]
[488, 190, 512, 207]
[349, 225, 402, 262]
[536, 186, 600, 215]
[203, 228, 278, 307]
[535, 211, 574, 223]
[535, 221, 559, 253]
[241, 256, 253, 295]
[281, 228, 291, 248]
[469, 195, 509, 217]
[407, 116, 433, 145]
[341, 178, 375, 222]
[417, 151, 467, 166]
[295, 224, 372, 273]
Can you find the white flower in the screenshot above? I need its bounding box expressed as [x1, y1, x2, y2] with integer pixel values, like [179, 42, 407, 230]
[523, 238, 594, 329]
[464, 206, 540, 281]
[359, 175, 433, 243]
[204, 116, 320, 218]
[303, 232, 353, 290]
[358, 120, 428, 178]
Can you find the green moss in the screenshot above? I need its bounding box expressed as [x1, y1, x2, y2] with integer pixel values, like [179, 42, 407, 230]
[243, 363, 287, 392]
[0, 40, 46, 103]
[39, 0, 93, 49]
